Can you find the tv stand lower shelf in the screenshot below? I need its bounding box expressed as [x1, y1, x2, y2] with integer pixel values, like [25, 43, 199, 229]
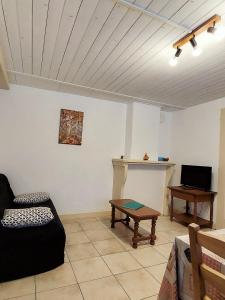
[173, 212, 211, 227]
[169, 186, 217, 228]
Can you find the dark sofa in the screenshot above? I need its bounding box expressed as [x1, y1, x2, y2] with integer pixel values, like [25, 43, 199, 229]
[0, 174, 66, 282]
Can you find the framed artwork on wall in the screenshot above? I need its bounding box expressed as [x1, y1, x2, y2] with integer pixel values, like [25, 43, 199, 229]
[58, 109, 84, 145]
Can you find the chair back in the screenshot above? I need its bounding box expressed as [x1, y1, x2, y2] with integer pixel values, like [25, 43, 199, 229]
[188, 223, 225, 300]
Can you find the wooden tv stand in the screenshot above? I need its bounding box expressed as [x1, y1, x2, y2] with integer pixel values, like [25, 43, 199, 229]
[169, 186, 216, 228]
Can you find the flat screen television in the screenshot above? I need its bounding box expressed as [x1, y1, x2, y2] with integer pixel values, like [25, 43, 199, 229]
[181, 165, 212, 191]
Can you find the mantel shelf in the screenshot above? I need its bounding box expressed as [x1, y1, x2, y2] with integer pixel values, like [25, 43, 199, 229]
[112, 159, 176, 167]
[112, 159, 176, 216]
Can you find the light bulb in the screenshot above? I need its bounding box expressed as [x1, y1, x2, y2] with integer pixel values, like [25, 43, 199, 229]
[214, 25, 225, 40]
[192, 46, 202, 57]
[169, 57, 177, 66]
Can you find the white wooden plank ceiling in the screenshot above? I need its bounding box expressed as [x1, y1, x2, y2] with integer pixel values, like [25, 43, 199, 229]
[1, 0, 225, 110]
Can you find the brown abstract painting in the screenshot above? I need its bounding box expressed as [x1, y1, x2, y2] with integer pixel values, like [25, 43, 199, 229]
[58, 109, 84, 145]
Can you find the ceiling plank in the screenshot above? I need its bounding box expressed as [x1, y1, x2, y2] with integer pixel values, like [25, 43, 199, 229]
[81, 0, 158, 86]
[8, 70, 184, 110]
[48, 0, 82, 79]
[72, 3, 128, 84]
[0, 47, 9, 89]
[95, 20, 171, 89]
[79, 1, 149, 85]
[41, 0, 65, 77]
[87, 13, 155, 88]
[1, 0, 23, 71]
[0, 2, 13, 69]
[112, 0, 225, 93]
[108, 27, 181, 91]
[181, 0, 224, 27]
[3, 0, 225, 109]
[64, 0, 116, 82]
[120, 2, 225, 98]
[110, 0, 206, 89]
[56, 0, 100, 81]
[17, 0, 32, 74]
[33, 0, 49, 75]
[88, 0, 188, 90]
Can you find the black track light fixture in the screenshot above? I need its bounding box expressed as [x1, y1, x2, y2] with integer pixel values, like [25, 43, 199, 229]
[170, 14, 225, 66]
[190, 37, 202, 56]
[169, 47, 182, 66]
[207, 22, 217, 34]
[207, 21, 225, 40]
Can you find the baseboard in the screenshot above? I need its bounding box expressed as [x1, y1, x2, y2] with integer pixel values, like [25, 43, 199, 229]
[59, 210, 111, 223]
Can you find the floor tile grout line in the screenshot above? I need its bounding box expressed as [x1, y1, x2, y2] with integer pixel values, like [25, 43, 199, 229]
[73, 254, 114, 280]
[35, 282, 76, 295]
[140, 293, 158, 300]
[114, 268, 161, 300]
[73, 274, 114, 285]
[113, 273, 132, 300]
[77, 273, 115, 285]
[128, 248, 167, 268]
[66, 235, 115, 286]
[5, 292, 36, 300]
[143, 267, 164, 286]
[67, 257, 85, 300]
[144, 261, 168, 284]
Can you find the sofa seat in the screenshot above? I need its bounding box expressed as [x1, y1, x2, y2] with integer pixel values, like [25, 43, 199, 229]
[0, 174, 66, 282]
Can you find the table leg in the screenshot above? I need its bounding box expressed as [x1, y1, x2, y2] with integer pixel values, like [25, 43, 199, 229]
[210, 198, 214, 228]
[111, 205, 115, 228]
[194, 201, 197, 223]
[150, 217, 157, 245]
[132, 220, 139, 248]
[125, 214, 130, 226]
[170, 195, 174, 221]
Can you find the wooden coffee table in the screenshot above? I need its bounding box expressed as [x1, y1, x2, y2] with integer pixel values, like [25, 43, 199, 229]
[109, 199, 160, 248]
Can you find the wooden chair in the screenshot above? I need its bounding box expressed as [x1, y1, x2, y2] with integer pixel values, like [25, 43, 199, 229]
[188, 223, 225, 300]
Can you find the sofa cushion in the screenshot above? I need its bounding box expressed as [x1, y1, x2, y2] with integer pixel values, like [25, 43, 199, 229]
[0, 174, 15, 208]
[14, 192, 50, 204]
[1, 207, 54, 228]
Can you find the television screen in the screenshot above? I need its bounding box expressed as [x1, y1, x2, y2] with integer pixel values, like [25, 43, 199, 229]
[181, 165, 212, 191]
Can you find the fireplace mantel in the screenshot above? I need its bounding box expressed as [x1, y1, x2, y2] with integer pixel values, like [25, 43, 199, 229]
[112, 159, 176, 215]
[112, 159, 175, 167]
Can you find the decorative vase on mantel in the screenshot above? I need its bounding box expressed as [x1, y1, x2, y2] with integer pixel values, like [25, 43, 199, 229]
[143, 153, 149, 160]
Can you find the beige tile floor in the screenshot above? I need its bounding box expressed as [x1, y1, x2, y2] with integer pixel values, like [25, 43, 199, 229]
[0, 215, 187, 300]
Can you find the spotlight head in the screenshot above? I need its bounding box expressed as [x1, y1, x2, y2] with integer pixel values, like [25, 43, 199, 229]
[207, 22, 225, 40]
[175, 47, 182, 57]
[190, 37, 202, 57]
[190, 37, 197, 48]
[207, 26, 216, 34]
[169, 47, 182, 66]
[207, 21, 217, 34]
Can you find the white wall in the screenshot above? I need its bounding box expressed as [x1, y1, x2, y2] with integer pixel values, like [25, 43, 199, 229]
[170, 97, 225, 219]
[124, 165, 166, 212]
[124, 102, 133, 158]
[123, 103, 169, 213]
[158, 111, 172, 158]
[0, 85, 126, 214]
[125, 102, 160, 160]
